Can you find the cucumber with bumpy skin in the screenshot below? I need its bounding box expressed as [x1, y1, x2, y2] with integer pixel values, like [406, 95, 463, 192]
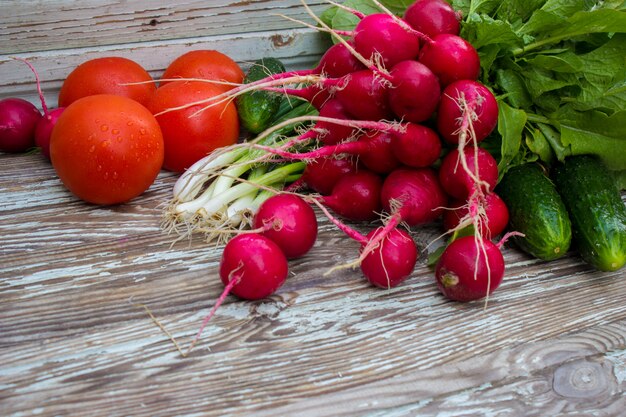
[237, 58, 286, 134]
[552, 155, 626, 272]
[497, 163, 572, 260]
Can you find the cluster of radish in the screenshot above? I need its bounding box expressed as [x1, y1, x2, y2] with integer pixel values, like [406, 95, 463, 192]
[151, 0, 523, 353]
[193, 0, 513, 299]
[0, 59, 64, 158]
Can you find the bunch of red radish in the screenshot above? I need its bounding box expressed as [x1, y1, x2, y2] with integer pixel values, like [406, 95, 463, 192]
[188, 0, 515, 350]
[0, 59, 64, 158]
[201, 0, 511, 300]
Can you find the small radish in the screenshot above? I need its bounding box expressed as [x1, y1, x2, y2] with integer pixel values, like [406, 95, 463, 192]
[437, 80, 498, 145]
[15, 57, 65, 159]
[253, 194, 318, 259]
[391, 123, 442, 168]
[404, 0, 461, 38]
[218, 233, 289, 300]
[185, 233, 289, 354]
[418, 34, 480, 86]
[352, 13, 422, 68]
[302, 155, 359, 195]
[0, 98, 41, 153]
[314, 201, 418, 289]
[435, 235, 505, 302]
[443, 192, 510, 239]
[438, 147, 499, 200]
[360, 227, 419, 288]
[319, 170, 383, 221]
[387, 60, 441, 123]
[333, 69, 392, 121]
[380, 167, 448, 227]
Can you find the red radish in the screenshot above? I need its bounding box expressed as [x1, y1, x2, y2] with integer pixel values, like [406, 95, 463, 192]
[315, 99, 359, 145]
[404, 0, 461, 37]
[319, 170, 383, 221]
[435, 235, 505, 302]
[391, 123, 442, 168]
[387, 60, 441, 123]
[35, 108, 65, 159]
[443, 193, 509, 239]
[302, 156, 358, 195]
[185, 233, 289, 354]
[314, 41, 366, 78]
[380, 167, 448, 226]
[0, 98, 41, 153]
[334, 70, 392, 120]
[357, 131, 402, 174]
[360, 227, 418, 288]
[15, 57, 65, 159]
[438, 147, 499, 200]
[253, 194, 318, 259]
[418, 34, 480, 86]
[219, 233, 289, 300]
[352, 13, 422, 68]
[437, 80, 499, 145]
[314, 201, 418, 289]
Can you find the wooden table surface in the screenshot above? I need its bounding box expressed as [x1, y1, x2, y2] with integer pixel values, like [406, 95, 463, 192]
[1, 152, 625, 417]
[1, 1, 625, 415]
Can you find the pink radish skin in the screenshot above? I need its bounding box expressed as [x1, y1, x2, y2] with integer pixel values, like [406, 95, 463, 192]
[334, 70, 392, 121]
[313, 201, 418, 289]
[404, 0, 461, 37]
[360, 227, 419, 288]
[302, 156, 358, 195]
[315, 41, 366, 78]
[320, 170, 383, 221]
[387, 60, 441, 123]
[418, 34, 480, 87]
[315, 99, 358, 145]
[219, 234, 289, 300]
[435, 235, 505, 302]
[35, 107, 65, 159]
[443, 193, 510, 239]
[438, 147, 499, 200]
[353, 14, 421, 69]
[381, 167, 448, 226]
[0, 98, 42, 153]
[253, 194, 318, 259]
[391, 123, 442, 168]
[437, 80, 499, 145]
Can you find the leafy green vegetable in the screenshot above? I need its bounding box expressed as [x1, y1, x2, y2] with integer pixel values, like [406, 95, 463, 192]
[458, 0, 626, 185]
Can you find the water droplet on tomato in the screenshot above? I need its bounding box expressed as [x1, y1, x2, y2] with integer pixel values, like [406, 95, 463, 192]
[117, 136, 123, 143]
[89, 145, 96, 153]
[127, 121, 133, 126]
[97, 165, 102, 172]
[139, 128, 146, 135]
[113, 171, 118, 179]
[100, 125, 109, 132]
[112, 129, 120, 135]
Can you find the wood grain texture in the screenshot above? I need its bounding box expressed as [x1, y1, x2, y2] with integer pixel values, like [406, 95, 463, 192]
[1, 153, 625, 417]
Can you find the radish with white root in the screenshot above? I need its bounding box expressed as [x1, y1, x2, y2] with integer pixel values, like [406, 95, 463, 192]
[314, 200, 419, 289]
[443, 193, 509, 240]
[253, 193, 318, 259]
[403, 0, 461, 38]
[434, 234, 519, 302]
[318, 170, 383, 222]
[438, 146, 499, 200]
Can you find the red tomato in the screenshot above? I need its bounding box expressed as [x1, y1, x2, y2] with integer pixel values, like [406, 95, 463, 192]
[58, 57, 156, 108]
[50, 94, 164, 205]
[160, 50, 244, 91]
[147, 81, 239, 173]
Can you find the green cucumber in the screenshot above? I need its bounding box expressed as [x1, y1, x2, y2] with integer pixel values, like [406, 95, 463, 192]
[496, 163, 572, 260]
[552, 155, 626, 271]
[236, 57, 286, 134]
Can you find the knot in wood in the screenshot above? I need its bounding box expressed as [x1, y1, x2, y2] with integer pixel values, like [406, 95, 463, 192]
[552, 360, 610, 399]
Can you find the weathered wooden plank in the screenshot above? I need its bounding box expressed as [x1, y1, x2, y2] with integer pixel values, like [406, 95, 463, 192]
[0, 0, 329, 54]
[1, 154, 625, 417]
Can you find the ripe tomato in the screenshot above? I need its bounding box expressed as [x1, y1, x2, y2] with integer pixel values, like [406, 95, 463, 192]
[160, 50, 244, 91]
[147, 81, 239, 173]
[58, 57, 156, 108]
[50, 94, 164, 205]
